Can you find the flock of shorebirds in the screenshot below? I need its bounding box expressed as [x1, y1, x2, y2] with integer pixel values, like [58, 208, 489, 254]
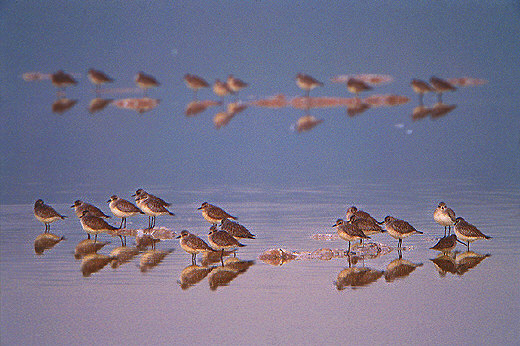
[24, 68, 485, 128]
[34, 190, 492, 266]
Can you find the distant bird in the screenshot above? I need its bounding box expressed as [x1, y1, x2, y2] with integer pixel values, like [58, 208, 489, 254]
[208, 226, 245, 265]
[34, 199, 66, 232]
[410, 79, 435, 106]
[434, 202, 456, 236]
[198, 202, 237, 225]
[107, 195, 144, 228]
[79, 210, 117, 243]
[333, 219, 369, 255]
[135, 195, 175, 228]
[51, 70, 77, 92]
[87, 69, 114, 91]
[177, 230, 215, 264]
[383, 216, 423, 248]
[184, 74, 209, 100]
[453, 217, 491, 251]
[132, 188, 171, 207]
[296, 74, 323, 98]
[220, 218, 255, 239]
[430, 234, 458, 253]
[213, 79, 232, 101]
[429, 76, 456, 103]
[347, 77, 372, 100]
[135, 72, 160, 95]
[71, 200, 110, 219]
[345, 206, 379, 224]
[226, 75, 248, 97]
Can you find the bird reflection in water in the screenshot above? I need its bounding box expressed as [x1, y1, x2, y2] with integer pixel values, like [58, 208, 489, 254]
[52, 97, 78, 114]
[430, 253, 458, 277]
[110, 246, 140, 269]
[89, 98, 112, 113]
[347, 102, 370, 117]
[139, 249, 173, 272]
[34, 233, 65, 255]
[411, 105, 432, 121]
[74, 239, 110, 259]
[185, 100, 221, 117]
[258, 248, 297, 266]
[334, 254, 384, 290]
[384, 251, 423, 282]
[177, 265, 215, 290]
[81, 253, 115, 277]
[208, 258, 255, 291]
[455, 251, 491, 276]
[431, 103, 457, 119]
[135, 230, 160, 251]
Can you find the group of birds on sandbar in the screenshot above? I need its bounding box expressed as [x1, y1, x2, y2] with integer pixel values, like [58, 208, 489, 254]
[332, 203, 491, 256]
[34, 189, 255, 265]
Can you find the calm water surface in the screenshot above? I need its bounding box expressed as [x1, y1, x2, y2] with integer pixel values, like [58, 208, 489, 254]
[1, 183, 519, 345]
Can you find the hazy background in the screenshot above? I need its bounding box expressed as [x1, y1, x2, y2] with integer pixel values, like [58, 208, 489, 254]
[1, 1, 519, 204]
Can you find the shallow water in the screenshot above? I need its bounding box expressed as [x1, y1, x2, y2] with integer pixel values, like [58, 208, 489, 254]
[1, 183, 519, 345]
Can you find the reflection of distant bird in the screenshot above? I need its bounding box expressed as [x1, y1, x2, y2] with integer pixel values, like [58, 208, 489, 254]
[220, 218, 255, 239]
[213, 79, 232, 101]
[51, 70, 77, 91]
[410, 79, 434, 106]
[434, 202, 456, 236]
[34, 233, 65, 255]
[333, 219, 369, 254]
[453, 217, 491, 251]
[226, 74, 248, 97]
[88, 69, 114, 91]
[335, 267, 383, 290]
[71, 200, 110, 219]
[430, 234, 457, 253]
[79, 210, 117, 243]
[198, 202, 237, 225]
[347, 77, 372, 100]
[296, 74, 323, 98]
[34, 199, 66, 232]
[429, 76, 456, 103]
[184, 74, 209, 100]
[178, 264, 215, 290]
[177, 230, 215, 264]
[383, 216, 423, 248]
[384, 256, 423, 282]
[135, 72, 160, 95]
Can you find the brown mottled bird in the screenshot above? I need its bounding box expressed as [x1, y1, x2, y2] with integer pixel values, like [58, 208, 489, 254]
[208, 226, 245, 265]
[430, 234, 457, 253]
[184, 74, 209, 100]
[177, 230, 215, 264]
[453, 217, 491, 251]
[198, 202, 237, 225]
[296, 73, 324, 98]
[410, 79, 435, 106]
[383, 216, 423, 248]
[429, 76, 456, 103]
[34, 199, 67, 232]
[213, 79, 232, 101]
[434, 202, 456, 236]
[226, 74, 248, 97]
[79, 210, 117, 243]
[347, 77, 372, 99]
[51, 70, 77, 91]
[88, 69, 114, 91]
[333, 219, 369, 254]
[135, 72, 160, 95]
[220, 218, 255, 239]
[71, 200, 110, 219]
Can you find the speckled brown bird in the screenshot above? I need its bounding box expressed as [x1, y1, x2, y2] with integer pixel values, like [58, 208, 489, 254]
[34, 199, 67, 232]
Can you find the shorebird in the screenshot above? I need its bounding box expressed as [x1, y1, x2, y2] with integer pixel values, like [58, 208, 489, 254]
[410, 79, 435, 106]
[79, 210, 117, 243]
[177, 230, 215, 264]
[383, 216, 423, 248]
[71, 200, 110, 219]
[135, 72, 160, 95]
[208, 226, 245, 265]
[184, 74, 209, 100]
[347, 77, 372, 100]
[107, 195, 143, 245]
[213, 79, 232, 101]
[434, 202, 456, 236]
[429, 76, 456, 103]
[34, 199, 66, 232]
[348, 215, 385, 244]
[346, 206, 380, 224]
[51, 70, 77, 92]
[132, 189, 171, 207]
[87, 69, 114, 92]
[296, 73, 324, 98]
[220, 218, 255, 239]
[333, 219, 369, 255]
[135, 195, 175, 228]
[453, 217, 491, 251]
[430, 234, 458, 253]
[198, 202, 237, 225]
[226, 75, 248, 98]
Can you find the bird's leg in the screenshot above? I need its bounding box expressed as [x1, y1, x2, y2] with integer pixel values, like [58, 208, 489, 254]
[220, 249, 224, 266]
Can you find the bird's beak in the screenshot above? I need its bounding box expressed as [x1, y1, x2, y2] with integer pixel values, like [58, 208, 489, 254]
[197, 206, 202, 210]
[176, 235, 181, 239]
[106, 199, 111, 203]
[70, 205, 75, 208]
